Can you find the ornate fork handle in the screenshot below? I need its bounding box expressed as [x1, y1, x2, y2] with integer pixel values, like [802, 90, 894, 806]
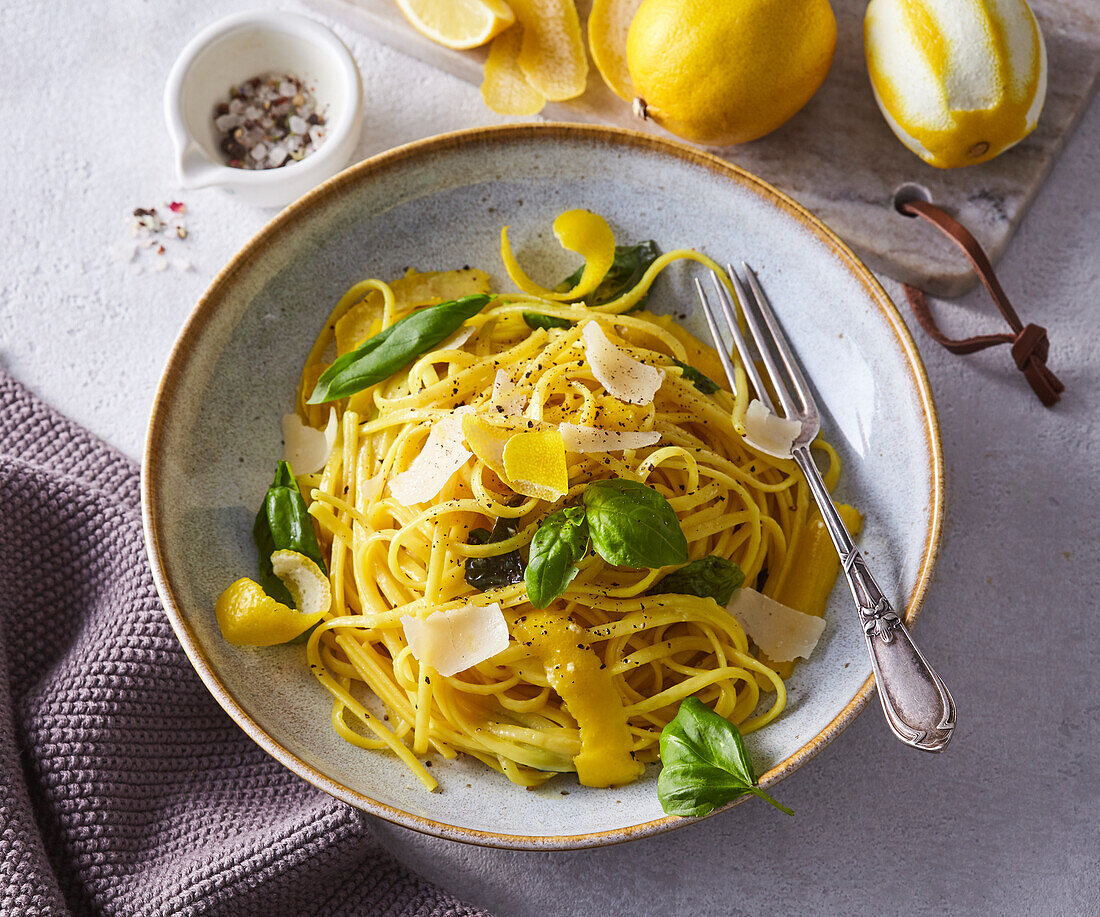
[794, 448, 956, 752]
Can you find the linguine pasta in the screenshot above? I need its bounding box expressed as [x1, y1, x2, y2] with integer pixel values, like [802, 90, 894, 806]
[274, 218, 849, 793]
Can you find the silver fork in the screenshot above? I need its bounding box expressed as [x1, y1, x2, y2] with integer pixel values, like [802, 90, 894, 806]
[694, 264, 956, 753]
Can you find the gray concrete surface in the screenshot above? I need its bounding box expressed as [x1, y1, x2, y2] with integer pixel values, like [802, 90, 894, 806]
[3, 1, 1097, 913]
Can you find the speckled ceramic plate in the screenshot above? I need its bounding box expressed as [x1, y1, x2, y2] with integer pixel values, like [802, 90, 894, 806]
[142, 124, 943, 850]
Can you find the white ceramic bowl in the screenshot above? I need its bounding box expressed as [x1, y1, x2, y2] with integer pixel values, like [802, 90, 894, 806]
[143, 125, 943, 849]
[164, 10, 363, 208]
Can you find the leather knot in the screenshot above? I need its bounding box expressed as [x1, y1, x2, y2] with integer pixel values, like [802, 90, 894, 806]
[1010, 323, 1049, 370]
[899, 200, 1065, 408]
[1011, 323, 1064, 407]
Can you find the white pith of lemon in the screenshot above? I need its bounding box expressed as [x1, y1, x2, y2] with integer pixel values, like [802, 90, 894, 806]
[864, 0, 1047, 168]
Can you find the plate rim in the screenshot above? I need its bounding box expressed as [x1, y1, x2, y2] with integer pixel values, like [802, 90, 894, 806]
[141, 122, 944, 851]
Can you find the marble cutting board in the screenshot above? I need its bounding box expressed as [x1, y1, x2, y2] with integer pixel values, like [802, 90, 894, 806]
[312, 0, 1100, 298]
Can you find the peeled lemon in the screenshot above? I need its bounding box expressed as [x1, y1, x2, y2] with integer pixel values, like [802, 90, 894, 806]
[625, 0, 837, 146]
[396, 0, 515, 50]
[864, 0, 1046, 169]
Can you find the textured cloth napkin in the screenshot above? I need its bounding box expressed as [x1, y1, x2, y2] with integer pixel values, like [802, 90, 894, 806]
[0, 374, 487, 917]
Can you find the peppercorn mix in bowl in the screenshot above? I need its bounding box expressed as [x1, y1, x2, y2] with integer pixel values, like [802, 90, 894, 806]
[164, 10, 363, 208]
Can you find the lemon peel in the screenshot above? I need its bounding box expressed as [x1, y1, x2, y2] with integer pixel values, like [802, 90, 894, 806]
[501, 210, 616, 302]
[395, 0, 515, 50]
[462, 413, 517, 480]
[215, 551, 331, 647]
[588, 0, 645, 101]
[482, 25, 546, 115]
[503, 429, 570, 501]
[507, 0, 588, 101]
[864, 0, 1046, 168]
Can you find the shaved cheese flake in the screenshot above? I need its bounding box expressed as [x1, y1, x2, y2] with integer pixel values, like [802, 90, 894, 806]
[401, 602, 509, 677]
[436, 324, 476, 352]
[282, 408, 338, 474]
[491, 369, 527, 414]
[582, 321, 664, 405]
[559, 423, 660, 453]
[389, 409, 472, 506]
[727, 587, 826, 662]
[742, 399, 802, 458]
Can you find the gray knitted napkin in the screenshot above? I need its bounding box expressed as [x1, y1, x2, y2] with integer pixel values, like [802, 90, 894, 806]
[0, 373, 488, 917]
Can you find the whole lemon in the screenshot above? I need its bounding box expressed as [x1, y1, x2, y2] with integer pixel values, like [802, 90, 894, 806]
[864, 0, 1046, 169]
[626, 0, 837, 146]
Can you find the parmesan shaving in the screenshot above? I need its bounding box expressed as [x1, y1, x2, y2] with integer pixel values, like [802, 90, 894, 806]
[401, 602, 509, 677]
[389, 409, 473, 506]
[490, 369, 527, 414]
[726, 587, 826, 662]
[582, 322, 664, 406]
[742, 399, 802, 458]
[281, 408, 338, 474]
[560, 423, 661, 453]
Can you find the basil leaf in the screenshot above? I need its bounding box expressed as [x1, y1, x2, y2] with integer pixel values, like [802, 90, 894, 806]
[658, 697, 793, 817]
[465, 516, 525, 591]
[308, 294, 491, 403]
[524, 506, 589, 608]
[671, 358, 720, 394]
[523, 311, 573, 331]
[582, 478, 688, 569]
[557, 241, 661, 309]
[252, 460, 327, 606]
[650, 556, 745, 606]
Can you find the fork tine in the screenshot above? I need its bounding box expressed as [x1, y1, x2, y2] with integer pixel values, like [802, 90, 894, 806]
[710, 272, 776, 414]
[692, 278, 740, 395]
[741, 263, 815, 414]
[727, 263, 800, 418]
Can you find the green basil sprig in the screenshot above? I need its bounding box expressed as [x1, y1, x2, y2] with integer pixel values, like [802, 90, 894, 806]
[650, 556, 745, 606]
[671, 358, 720, 395]
[465, 516, 525, 591]
[658, 697, 793, 817]
[582, 478, 688, 568]
[308, 294, 491, 404]
[522, 479, 688, 607]
[524, 507, 589, 608]
[557, 241, 661, 309]
[523, 312, 573, 331]
[252, 461, 327, 606]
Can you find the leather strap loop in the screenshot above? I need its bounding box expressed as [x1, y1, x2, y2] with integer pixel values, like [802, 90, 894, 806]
[899, 199, 1064, 407]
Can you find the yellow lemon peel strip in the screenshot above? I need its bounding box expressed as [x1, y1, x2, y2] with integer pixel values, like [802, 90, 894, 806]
[481, 25, 546, 116]
[503, 429, 569, 501]
[508, 0, 588, 101]
[501, 209, 616, 302]
[513, 613, 644, 787]
[588, 0, 644, 101]
[215, 551, 331, 647]
[462, 413, 517, 480]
